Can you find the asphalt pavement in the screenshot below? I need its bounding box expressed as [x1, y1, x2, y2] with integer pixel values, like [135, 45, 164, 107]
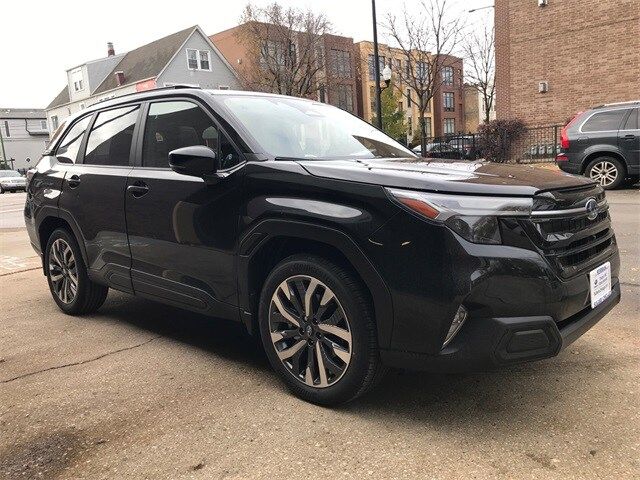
[1, 187, 638, 479]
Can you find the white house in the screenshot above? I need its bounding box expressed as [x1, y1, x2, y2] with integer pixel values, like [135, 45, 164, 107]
[46, 25, 240, 131]
[0, 109, 50, 171]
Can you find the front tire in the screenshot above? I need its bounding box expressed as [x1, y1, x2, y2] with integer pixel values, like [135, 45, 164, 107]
[45, 228, 108, 315]
[585, 156, 625, 190]
[258, 254, 385, 406]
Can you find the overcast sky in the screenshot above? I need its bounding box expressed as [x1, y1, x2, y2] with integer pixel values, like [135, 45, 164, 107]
[0, 0, 493, 109]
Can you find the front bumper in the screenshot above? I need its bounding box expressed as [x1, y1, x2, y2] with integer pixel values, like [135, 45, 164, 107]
[380, 281, 621, 372]
[1, 184, 26, 191]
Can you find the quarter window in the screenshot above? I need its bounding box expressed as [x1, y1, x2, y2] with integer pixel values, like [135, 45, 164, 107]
[55, 116, 92, 164]
[582, 109, 628, 132]
[142, 101, 240, 170]
[623, 108, 638, 130]
[84, 105, 139, 166]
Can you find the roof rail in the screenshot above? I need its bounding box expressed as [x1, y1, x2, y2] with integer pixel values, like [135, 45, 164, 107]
[596, 100, 640, 108]
[95, 84, 202, 104]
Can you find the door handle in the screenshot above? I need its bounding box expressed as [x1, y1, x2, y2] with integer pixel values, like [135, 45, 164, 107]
[127, 181, 149, 198]
[67, 174, 81, 188]
[623, 134, 636, 140]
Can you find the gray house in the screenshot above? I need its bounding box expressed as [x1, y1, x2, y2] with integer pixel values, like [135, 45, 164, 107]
[0, 109, 50, 171]
[46, 25, 240, 130]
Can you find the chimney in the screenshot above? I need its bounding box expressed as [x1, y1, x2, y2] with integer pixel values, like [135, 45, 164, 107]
[107, 42, 115, 56]
[114, 71, 125, 86]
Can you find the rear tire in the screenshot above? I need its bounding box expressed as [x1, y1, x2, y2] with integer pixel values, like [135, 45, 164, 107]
[258, 254, 385, 406]
[45, 228, 108, 315]
[585, 156, 625, 190]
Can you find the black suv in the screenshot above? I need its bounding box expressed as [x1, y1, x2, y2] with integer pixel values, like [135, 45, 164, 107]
[557, 101, 639, 189]
[25, 88, 621, 405]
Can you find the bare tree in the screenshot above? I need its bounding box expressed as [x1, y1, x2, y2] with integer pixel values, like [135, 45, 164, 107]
[385, 0, 462, 155]
[463, 23, 495, 125]
[236, 2, 331, 97]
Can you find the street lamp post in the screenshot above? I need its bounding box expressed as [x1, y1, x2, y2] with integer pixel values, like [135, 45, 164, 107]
[371, 0, 383, 129]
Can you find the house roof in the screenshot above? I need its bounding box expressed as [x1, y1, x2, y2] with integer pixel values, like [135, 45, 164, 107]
[46, 26, 197, 110]
[0, 108, 46, 119]
[46, 86, 70, 110]
[93, 25, 196, 95]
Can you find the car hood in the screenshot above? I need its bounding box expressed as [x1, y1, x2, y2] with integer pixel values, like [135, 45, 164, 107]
[297, 158, 594, 195]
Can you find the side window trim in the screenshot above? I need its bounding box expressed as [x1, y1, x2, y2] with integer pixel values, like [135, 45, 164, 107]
[78, 103, 142, 167]
[134, 96, 246, 171]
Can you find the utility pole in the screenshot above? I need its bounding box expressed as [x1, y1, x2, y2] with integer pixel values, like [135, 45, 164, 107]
[0, 124, 7, 168]
[372, 0, 383, 129]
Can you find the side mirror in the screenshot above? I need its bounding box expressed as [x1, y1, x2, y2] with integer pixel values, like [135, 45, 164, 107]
[168, 146, 218, 178]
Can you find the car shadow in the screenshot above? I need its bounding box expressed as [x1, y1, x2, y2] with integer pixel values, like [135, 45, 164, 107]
[95, 293, 271, 374]
[95, 292, 621, 433]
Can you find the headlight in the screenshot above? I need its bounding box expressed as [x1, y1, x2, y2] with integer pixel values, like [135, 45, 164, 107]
[386, 188, 533, 245]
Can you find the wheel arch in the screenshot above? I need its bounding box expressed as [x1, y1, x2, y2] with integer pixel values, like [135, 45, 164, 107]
[37, 209, 89, 274]
[581, 149, 627, 175]
[238, 220, 394, 349]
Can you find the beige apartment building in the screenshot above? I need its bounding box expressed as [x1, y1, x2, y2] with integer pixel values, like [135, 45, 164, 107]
[355, 41, 464, 140]
[495, 0, 640, 125]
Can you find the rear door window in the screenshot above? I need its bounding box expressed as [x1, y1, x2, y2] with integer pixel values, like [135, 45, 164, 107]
[55, 116, 91, 164]
[581, 109, 629, 132]
[83, 105, 139, 166]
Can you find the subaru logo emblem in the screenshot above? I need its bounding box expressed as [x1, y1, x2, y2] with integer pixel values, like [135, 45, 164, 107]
[585, 198, 598, 220]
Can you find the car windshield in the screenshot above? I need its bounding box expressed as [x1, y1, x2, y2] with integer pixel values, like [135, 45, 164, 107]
[1, 170, 21, 177]
[219, 95, 415, 160]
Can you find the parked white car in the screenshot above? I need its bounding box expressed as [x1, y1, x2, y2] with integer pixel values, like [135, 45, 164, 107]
[0, 170, 27, 193]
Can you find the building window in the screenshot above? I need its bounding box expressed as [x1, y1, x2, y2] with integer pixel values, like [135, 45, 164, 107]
[370, 85, 376, 112]
[336, 84, 353, 112]
[425, 117, 432, 137]
[408, 117, 413, 136]
[416, 61, 428, 81]
[444, 118, 455, 134]
[186, 49, 211, 70]
[442, 66, 454, 86]
[406, 89, 412, 108]
[40, 120, 47, 130]
[71, 67, 84, 92]
[51, 116, 59, 131]
[330, 49, 351, 77]
[260, 40, 296, 68]
[394, 58, 402, 73]
[3, 121, 9, 137]
[199, 51, 210, 70]
[443, 92, 455, 112]
[398, 101, 403, 112]
[405, 58, 411, 79]
[368, 54, 386, 81]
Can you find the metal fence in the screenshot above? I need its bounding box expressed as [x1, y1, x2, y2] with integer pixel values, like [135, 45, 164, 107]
[412, 125, 562, 163]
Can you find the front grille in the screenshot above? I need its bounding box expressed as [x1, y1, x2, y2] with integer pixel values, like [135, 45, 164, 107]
[522, 185, 615, 278]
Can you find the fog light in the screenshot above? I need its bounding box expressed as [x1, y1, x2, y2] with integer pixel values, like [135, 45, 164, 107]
[442, 305, 468, 348]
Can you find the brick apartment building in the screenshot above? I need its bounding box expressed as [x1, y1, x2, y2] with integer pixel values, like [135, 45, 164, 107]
[211, 25, 465, 140]
[210, 25, 358, 115]
[495, 0, 640, 126]
[355, 41, 465, 139]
